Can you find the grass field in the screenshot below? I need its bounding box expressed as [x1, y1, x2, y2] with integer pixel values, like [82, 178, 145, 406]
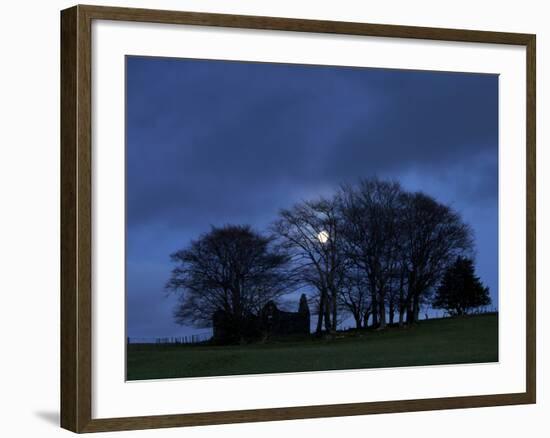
[126, 313, 498, 381]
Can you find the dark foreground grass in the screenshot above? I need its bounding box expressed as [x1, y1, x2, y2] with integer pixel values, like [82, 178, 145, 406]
[127, 313, 498, 380]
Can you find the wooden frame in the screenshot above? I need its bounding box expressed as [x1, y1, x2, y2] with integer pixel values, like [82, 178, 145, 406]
[60, 4, 536, 433]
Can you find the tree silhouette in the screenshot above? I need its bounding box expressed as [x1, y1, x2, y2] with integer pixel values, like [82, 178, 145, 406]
[338, 179, 404, 329]
[166, 225, 292, 339]
[338, 265, 371, 329]
[432, 256, 491, 316]
[272, 198, 347, 335]
[399, 192, 474, 324]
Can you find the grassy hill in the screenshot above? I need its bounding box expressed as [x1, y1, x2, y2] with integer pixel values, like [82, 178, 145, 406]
[127, 313, 498, 381]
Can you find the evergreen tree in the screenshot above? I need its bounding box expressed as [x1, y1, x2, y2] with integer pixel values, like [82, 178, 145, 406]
[432, 257, 490, 316]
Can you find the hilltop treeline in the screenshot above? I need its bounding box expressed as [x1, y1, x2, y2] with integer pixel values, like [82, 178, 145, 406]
[167, 177, 489, 337]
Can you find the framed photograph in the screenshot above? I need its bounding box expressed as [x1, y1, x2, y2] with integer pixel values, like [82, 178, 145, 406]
[60, 4, 536, 433]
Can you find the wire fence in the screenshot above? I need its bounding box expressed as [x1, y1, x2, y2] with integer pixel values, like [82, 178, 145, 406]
[127, 333, 212, 345]
[127, 308, 497, 345]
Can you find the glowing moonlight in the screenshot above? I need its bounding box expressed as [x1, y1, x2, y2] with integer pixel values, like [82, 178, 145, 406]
[317, 230, 329, 243]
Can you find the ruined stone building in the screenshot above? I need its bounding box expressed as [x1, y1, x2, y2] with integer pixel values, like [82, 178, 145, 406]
[212, 293, 310, 344]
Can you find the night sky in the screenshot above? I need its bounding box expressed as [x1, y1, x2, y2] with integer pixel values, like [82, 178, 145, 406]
[126, 56, 498, 339]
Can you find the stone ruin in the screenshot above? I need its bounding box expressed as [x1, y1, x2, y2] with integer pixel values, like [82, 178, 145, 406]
[212, 294, 310, 344]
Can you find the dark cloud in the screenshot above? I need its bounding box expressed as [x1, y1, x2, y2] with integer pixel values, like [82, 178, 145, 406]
[126, 56, 498, 337]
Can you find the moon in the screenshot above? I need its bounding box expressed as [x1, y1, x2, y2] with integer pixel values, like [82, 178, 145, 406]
[317, 230, 329, 244]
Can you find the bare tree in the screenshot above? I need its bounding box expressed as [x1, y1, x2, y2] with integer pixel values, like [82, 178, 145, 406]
[399, 192, 474, 324]
[338, 179, 404, 329]
[338, 266, 371, 329]
[166, 225, 292, 339]
[396, 261, 409, 327]
[272, 198, 346, 334]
